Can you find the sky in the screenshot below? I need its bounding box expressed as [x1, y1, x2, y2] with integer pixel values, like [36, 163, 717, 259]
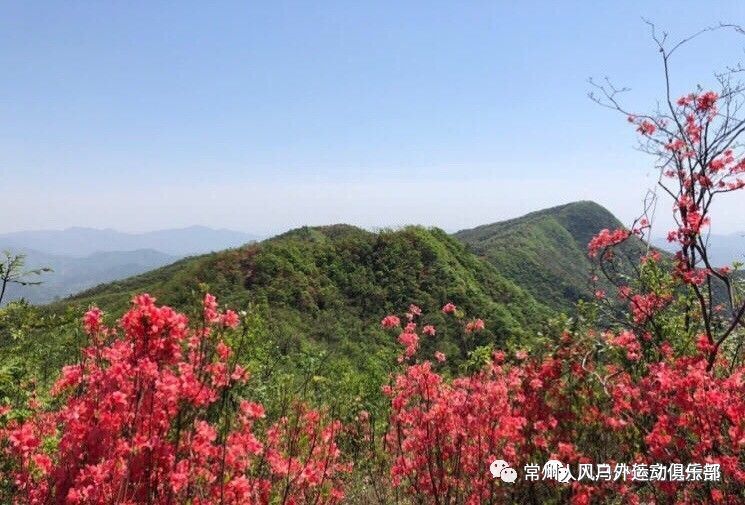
[2, 1, 745, 237]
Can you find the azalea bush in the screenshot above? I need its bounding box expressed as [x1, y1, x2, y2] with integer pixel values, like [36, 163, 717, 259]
[4, 293, 742, 504]
[0, 294, 347, 504]
[588, 23, 745, 372]
[376, 301, 744, 504]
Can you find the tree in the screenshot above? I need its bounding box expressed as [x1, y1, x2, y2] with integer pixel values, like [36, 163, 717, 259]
[0, 252, 51, 306]
[588, 22, 745, 371]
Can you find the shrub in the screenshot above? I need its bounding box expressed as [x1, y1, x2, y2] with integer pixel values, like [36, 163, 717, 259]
[1, 294, 347, 504]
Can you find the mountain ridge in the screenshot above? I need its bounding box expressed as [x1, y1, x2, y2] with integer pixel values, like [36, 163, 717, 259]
[57, 200, 627, 315]
[454, 200, 639, 311]
[50, 225, 556, 408]
[24, 200, 635, 413]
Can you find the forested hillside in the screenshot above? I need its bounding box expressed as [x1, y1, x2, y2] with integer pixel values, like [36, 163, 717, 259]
[15, 225, 554, 422]
[63, 224, 551, 347]
[455, 201, 645, 311]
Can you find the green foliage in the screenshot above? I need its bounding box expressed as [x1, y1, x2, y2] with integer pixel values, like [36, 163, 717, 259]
[6, 203, 642, 421]
[36, 225, 553, 418]
[0, 301, 81, 411]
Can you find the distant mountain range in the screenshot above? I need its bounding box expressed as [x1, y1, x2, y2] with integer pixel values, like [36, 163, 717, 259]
[1, 248, 179, 305]
[0, 226, 258, 258]
[0, 226, 258, 305]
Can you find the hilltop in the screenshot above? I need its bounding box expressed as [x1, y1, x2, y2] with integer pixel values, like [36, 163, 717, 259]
[454, 201, 642, 311]
[61, 200, 635, 331]
[13, 201, 640, 417]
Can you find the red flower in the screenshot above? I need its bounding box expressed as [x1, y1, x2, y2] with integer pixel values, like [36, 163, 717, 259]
[636, 119, 656, 136]
[82, 307, 103, 335]
[381, 315, 401, 329]
[441, 302, 457, 314]
[465, 319, 485, 333]
[696, 91, 718, 112]
[588, 228, 630, 257]
[221, 309, 240, 328]
[2, 294, 347, 504]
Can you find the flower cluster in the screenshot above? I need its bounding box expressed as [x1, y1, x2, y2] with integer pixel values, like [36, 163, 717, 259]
[608, 330, 641, 361]
[587, 228, 630, 258]
[609, 357, 745, 500]
[383, 305, 745, 504]
[1, 294, 346, 504]
[384, 360, 525, 502]
[618, 289, 672, 325]
[591, 88, 745, 369]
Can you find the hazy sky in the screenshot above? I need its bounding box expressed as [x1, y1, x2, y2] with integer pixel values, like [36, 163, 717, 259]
[2, 1, 745, 237]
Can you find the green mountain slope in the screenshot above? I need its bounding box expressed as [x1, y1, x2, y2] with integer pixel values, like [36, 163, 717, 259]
[51, 226, 552, 413]
[14, 203, 642, 417]
[454, 201, 642, 312]
[65, 225, 550, 342]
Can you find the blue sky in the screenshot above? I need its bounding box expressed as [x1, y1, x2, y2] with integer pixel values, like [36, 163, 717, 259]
[2, 1, 745, 236]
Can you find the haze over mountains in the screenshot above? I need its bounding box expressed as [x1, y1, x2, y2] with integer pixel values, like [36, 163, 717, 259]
[1, 249, 179, 305]
[0, 226, 259, 304]
[0, 226, 259, 258]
